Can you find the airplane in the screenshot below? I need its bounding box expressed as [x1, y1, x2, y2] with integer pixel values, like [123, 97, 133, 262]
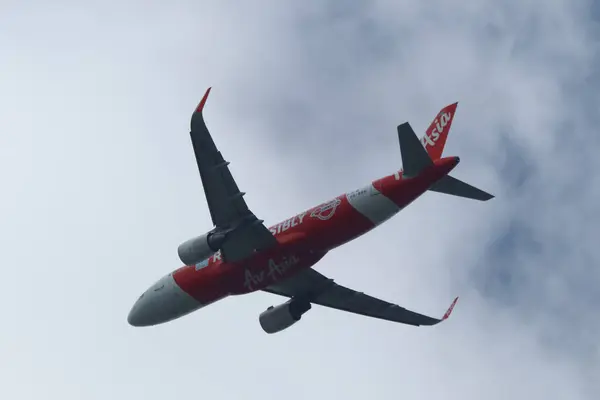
[127, 88, 493, 334]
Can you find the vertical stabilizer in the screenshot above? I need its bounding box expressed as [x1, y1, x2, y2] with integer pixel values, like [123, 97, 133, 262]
[420, 102, 458, 160]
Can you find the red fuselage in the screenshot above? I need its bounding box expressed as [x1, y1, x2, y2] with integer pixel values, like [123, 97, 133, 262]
[172, 157, 458, 307]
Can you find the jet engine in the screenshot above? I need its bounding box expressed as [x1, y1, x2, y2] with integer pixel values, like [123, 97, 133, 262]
[177, 230, 227, 266]
[259, 299, 312, 334]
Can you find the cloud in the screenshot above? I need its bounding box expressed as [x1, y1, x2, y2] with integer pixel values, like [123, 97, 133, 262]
[0, 0, 598, 399]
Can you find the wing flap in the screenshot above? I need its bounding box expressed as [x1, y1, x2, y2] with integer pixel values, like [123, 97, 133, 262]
[263, 268, 458, 327]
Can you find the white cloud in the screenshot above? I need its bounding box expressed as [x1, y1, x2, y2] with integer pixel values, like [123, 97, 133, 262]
[1, 1, 598, 399]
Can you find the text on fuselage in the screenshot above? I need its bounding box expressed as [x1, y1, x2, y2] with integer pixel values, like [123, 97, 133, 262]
[243, 255, 300, 291]
[347, 188, 368, 200]
[268, 212, 307, 235]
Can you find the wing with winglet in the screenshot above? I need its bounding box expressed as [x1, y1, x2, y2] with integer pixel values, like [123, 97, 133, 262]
[189, 88, 278, 262]
[263, 267, 458, 326]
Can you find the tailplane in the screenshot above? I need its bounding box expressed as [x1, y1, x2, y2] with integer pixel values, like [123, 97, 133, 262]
[396, 103, 494, 201]
[429, 175, 494, 201]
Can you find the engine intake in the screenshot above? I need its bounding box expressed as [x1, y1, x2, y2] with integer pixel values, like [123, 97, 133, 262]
[259, 299, 312, 334]
[177, 230, 227, 266]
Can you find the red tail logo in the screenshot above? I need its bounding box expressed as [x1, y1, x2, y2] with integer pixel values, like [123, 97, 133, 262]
[421, 102, 458, 160]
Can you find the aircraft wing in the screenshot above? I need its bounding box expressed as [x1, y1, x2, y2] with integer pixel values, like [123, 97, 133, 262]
[189, 88, 278, 262]
[263, 268, 458, 326]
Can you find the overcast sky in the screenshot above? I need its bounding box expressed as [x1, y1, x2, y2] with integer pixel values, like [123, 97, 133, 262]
[1, 1, 599, 399]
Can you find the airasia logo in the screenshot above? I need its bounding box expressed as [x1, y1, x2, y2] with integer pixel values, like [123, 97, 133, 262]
[310, 198, 341, 221]
[243, 255, 300, 291]
[422, 112, 452, 148]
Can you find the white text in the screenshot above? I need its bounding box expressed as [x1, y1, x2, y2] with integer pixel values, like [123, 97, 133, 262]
[243, 255, 300, 291]
[422, 112, 452, 148]
[268, 213, 307, 236]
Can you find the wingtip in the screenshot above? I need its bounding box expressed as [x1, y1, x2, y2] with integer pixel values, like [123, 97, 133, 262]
[442, 296, 459, 320]
[195, 87, 212, 114]
[478, 191, 495, 201]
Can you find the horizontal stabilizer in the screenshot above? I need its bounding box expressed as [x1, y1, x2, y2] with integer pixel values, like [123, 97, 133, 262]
[397, 122, 433, 177]
[429, 175, 494, 201]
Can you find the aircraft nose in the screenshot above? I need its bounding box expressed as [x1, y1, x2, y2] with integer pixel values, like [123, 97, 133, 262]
[127, 293, 150, 327]
[127, 273, 202, 327]
[128, 289, 163, 327]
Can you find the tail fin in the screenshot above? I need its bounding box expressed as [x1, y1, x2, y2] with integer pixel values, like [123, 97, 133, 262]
[429, 175, 494, 201]
[420, 102, 458, 160]
[396, 103, 494, 201]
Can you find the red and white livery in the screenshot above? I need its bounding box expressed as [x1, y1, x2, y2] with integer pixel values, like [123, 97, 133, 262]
[127, 89, 493, 334]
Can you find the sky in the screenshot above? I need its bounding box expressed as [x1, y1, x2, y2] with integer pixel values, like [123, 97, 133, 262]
[1, 1, 599, 399]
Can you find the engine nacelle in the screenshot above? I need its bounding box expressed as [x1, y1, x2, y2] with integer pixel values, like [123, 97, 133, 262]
[177, 230, 227, 266]
[259, 299, 312, 334]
